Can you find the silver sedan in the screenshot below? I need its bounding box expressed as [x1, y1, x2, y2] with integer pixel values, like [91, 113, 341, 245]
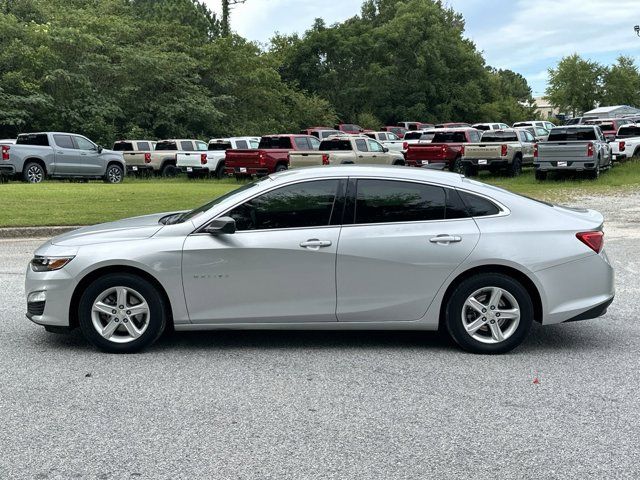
[25, 166, 614, 353]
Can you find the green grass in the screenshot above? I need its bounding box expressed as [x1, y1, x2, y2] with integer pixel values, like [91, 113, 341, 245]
[1, 161, 639, 228]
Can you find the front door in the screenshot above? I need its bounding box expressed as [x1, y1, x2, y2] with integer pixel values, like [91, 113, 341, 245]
[336, 179, 480, 322]
[73, 135, 103, 175]
[182, 179, 345, 324]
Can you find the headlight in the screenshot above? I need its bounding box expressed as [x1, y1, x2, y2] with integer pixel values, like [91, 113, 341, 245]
[30, 256, 75, 272]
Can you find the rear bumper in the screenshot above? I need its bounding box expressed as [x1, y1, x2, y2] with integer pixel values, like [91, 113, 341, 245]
[535, 161, 597, 171]
[180, 166, 209, 174]
[0, 164, 16, 176]
[563, 296, 614, 323]
[225, 166, 270, 175]
[461, 158, 509, 168]
[611, 153, 626, 161]
[126, 165, 153, 173]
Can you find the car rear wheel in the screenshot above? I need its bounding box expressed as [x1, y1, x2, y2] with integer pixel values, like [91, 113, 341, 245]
[214, 162, 225, 179]
[507, 156, 522, 177]
[463, 165, 478, 177]
[445, 273, 533, 354]
[534, 170, 547, 181]
[451, 156, 462, 173]
[78, 273, 167, 353]
[104, 164, 124, 184]
[161, 163, 178, 177]
[587, 161, 600, 180]
[23, 162, 45, 183]
[275, 164, 287, 172]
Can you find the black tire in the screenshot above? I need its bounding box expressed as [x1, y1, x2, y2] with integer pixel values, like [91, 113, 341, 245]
[161, 163, 178, 177]
[451, 156, 462, 173]
[78, 273, 167, 353]
[587, 161, 600, 180]
[104, 164, 124, 184]
[23, 161, 45, 183]
[534, 170, 547, 181]
[214, 162, 225, 179]
[463, 164, 478, 177]
[507, 156, 522, 177]
[444, 273, 534, 354]
[632, 147, 640, 159]
[275, 163, 288, 172]
[393, 160, 405, 166]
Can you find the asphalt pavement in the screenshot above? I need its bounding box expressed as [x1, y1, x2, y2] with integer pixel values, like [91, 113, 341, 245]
[1, 194, 639, 479]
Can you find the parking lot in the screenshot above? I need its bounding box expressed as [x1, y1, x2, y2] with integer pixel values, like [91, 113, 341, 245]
[1, 191, 639, 479]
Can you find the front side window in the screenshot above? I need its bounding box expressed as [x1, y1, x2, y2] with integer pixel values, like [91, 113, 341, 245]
[354, 180, 446, 224]
[227, 180, 340, 231]
[54, 135, 75, 149]
[367, 139, 384, 152]
[196, 141, 208, 151]
[74, 136, 96, 150]
[308, 137, 321, 150]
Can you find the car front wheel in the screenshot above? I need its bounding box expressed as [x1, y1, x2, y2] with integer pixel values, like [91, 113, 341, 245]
[78, 273, 167, 353]
[104, 164, 124, 183]
[445, 273, 534, 354]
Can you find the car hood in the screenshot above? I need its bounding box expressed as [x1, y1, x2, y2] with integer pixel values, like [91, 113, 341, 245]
[51, 213, 167, 246]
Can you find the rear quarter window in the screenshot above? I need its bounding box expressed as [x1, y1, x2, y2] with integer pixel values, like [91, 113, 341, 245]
[458, 190, 500, 217]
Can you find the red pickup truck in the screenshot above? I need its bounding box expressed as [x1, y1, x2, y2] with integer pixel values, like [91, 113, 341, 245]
[404, 128, 481, 171]
[224, 134, 320, 176]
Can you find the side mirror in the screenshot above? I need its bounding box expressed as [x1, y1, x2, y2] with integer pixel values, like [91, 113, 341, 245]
[204, 216, 236, 235]
[97, 145, 103, 153]
[383, 147, 389, 152]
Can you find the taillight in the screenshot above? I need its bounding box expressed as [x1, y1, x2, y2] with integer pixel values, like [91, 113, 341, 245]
[586, 142, 594, 157]
[441, 144, 447, 155]
[533, 143, 538, 158]
[321, 153, 330, 165]
[460, 145, 465, 155]
[619, 141, 625, 151]
[258, 151, 266, 166]
[402, 141, 408, 150]
[200, 153, 207, 165]
[576, 231, 603, 253]
[501, 144, 508, 156]
[1, 145, 9, 160]
[144, 152, 151, 163]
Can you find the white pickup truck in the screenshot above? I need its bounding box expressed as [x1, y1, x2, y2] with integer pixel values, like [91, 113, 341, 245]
[610, 123, 640, 162]
[177, 136, 259, 179]
[288, 135, 405, 168]
[363, 131, 404, 152]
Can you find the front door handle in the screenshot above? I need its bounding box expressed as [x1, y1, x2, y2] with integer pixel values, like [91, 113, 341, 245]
[429, 234, 462, 244]
[299, 239, 332, 250]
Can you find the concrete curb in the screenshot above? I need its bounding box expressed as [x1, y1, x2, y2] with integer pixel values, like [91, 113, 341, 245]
[0, 226, 83, 239]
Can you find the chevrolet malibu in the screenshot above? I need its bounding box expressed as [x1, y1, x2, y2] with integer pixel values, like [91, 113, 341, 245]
[26, 166, 614, 354]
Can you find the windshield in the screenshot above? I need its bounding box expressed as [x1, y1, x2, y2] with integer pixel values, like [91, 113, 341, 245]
[155, 141, 177, 151]
[174, 178, 269, 224]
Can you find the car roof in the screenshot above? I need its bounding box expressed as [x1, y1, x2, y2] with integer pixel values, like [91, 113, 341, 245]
[270, 165, 465, 186]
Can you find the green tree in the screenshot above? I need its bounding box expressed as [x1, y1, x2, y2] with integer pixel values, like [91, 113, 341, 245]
[546, 54, 604, 117]
[601, 55, 640, 106]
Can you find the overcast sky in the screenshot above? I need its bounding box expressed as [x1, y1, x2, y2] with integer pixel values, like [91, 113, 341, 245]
[204, 0, 640, 96]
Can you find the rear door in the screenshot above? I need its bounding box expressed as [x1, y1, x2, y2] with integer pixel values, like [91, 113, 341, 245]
[336, 178, 479, 322]
[51, 134, 80, 175]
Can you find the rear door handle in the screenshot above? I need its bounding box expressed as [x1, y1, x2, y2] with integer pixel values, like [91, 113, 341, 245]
[299, 239, 332, 250]
[429, 235, 462, 244]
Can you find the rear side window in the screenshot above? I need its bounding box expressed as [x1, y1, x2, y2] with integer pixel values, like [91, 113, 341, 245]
[137, 142, 151, 151]
[16, 134, 49, 146]
[227, 180, 340, 231]
[432, 131, 467, 143]
[458, 190, 500, 217]
[294, 137, 310, 149]
[548, 127, 597, 141]
[355, 139, 368, 152]
[53, 135, 75, 149]
[235, 140, 248, 149]
[474, 124, 491, 131]
[112, 142, 133, 151]
[155, 141, 177, 151]
[354, 180, 446, 224]
[180, 141, 194, 150]
[259, 137, 293, 149]
[482, 131, 518, 142]
[319, 139, 352, 151]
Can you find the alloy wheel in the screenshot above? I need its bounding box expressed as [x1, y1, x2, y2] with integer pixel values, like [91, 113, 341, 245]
[91, 286, 150, 343]
[107, 166, 123, 183]
[461, 286, 521, 344]
[27, 165, 44, 183]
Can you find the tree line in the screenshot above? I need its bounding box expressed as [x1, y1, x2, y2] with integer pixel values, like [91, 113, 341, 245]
[0, 0, 539, 144]
[546, 54, 640, 117]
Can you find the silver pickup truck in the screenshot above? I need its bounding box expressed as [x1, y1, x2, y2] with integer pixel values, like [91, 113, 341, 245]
[461, 128, 536, 177]
[0, 132, 126, 183]
[534, 125, 612, 180]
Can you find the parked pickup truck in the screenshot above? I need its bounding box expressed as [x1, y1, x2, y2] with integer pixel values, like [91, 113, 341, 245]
[177, 136, 259, 179]
[363, 131, 404, 152]
[610, 123, 640, 162]
[404, 128, 481, 171]
[381, 126, 407, 138]
[0, 132, 125, 183]
[401, 129, 437, 150]
[584, 118, 631, 142]
[148, 139, 208, 176]
[461, 128, 536, 177]
[289, 135, 405, 168]
[112, 139, 156, 175]
[300, 127, 342, 140]
[534, 125, 612, 180]
[225, 134, 320, 176]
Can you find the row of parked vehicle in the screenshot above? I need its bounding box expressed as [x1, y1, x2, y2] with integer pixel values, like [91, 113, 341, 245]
[1, 118, 637, 183]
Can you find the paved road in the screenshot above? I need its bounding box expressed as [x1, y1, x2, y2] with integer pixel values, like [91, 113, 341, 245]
[1, 198, 639, 479]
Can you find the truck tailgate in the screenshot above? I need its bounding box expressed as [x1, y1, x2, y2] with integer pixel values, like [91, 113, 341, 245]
[226, 150, 262, 167]
[176, 152, 205, 167]
[538, 142, 590, 161]
[122, 152, 146, 166]
[463, 143, 503, 159]
[289, 152, 324, 168]
[407, 144, 448, 161]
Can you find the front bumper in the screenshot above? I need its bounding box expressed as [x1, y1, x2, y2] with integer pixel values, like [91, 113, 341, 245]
[25, 265, 77, 327]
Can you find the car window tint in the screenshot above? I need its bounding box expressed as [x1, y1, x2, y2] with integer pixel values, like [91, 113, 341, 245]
[53, 135, 75, 149]
[294, 137, 309, 149]
[432, 131, 467, 143]
[155, 141, 177, 151]
[16, 133, 49, 146]
[196, 141, 208, 151]
[458, 190, 500, 216]
[355, 139, 368, 152]
[548, 127, 598, 141]
[235, 140, 248, 149]
[309, 137, 321, 150]
[228, 180, 340, 231]
[74, 136, 95, 150]
[113, 141, 133, 151]
[137, 141, 150, 151]
[354, 180, 446, 224]
[259, 137, 292, 149]
[180, 141, 194, 151]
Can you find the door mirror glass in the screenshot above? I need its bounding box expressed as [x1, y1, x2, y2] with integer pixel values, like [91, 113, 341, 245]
[205, 216, 236, 235]
[382, 146, 389, 153]
[97, 145, 103, 153]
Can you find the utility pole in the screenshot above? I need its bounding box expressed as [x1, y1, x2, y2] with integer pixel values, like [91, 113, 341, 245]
[221, 0, 246, 36]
